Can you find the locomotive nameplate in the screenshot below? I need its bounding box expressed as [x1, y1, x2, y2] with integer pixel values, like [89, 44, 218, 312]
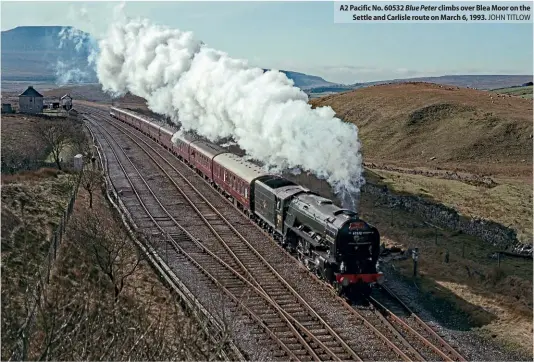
[349, 221, 366, 230]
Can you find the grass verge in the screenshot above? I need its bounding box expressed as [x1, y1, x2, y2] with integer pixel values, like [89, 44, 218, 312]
[359, 189, 533, 356]
[369, 169, 532, 243]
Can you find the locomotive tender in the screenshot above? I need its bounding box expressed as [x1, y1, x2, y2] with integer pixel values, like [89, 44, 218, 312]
[109, 106, 383, 298]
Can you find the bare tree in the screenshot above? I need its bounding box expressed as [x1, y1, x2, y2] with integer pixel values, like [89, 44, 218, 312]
[7, 280, 41, 362]
[68, 209, 142, 302]
[36, 122, 74, 170]
[69, 121, 92, 157]
[80, 169, 103, 208]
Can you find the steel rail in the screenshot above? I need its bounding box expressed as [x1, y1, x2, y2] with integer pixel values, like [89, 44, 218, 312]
[378, 285, 467, 361]
[89, 109, 363, 361]
[86, 115, 335, 361]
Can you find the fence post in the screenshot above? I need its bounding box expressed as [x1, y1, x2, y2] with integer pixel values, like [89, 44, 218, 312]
[54, 234, 58, 259]
[46, 254, 51, 284]
[412, 248, 419, 277]
[58, 222, 63, 244]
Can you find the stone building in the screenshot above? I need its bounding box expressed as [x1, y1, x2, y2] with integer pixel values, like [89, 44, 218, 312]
[61, 93, 73, 110]
[18, 86, 43, 114]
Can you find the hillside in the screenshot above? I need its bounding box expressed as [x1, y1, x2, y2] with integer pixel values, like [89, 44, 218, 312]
[1, 26, 97, 82]
[310, 82, 533, 176]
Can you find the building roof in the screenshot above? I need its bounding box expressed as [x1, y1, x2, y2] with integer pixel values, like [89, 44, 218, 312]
[19, 86, 43, 98]
[61, 94, 72, 100]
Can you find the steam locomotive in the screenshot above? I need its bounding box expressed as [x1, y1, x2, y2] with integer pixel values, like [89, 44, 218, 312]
[109, 106, 384, 298]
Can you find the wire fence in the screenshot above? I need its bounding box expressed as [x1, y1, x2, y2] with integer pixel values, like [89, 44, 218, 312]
[40, 172, 82, 284]
[10, 171, 83, 362]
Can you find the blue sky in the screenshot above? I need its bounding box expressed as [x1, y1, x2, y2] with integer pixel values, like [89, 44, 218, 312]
[1, 1, 532, 83]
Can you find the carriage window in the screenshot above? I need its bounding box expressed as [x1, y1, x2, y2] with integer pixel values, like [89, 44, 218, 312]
[224, 171, 227, 181]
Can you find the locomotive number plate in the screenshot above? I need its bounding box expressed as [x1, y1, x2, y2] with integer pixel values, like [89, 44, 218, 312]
[350, 231, 373, 236]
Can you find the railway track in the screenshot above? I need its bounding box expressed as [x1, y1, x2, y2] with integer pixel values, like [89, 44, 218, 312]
[368, 285, 467, 362]
[84, 113, 362, 361]
[80, 104, 468, 361]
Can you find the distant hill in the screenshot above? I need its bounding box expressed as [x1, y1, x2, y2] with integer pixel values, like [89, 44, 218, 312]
[262, 69, 337, 89]
[308, 75, 534, 95]
[357, 75, 534, 90]
[1, 26, 97, 83]
[310, 82, 533, 175]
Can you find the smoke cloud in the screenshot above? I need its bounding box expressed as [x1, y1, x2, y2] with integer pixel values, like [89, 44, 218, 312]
[55, 26, 99, 85]
[95, 14, 365, 204]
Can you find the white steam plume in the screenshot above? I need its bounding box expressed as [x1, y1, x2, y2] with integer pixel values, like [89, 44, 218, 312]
[55, 25, 99, 85]
[96, 15, 365, 203]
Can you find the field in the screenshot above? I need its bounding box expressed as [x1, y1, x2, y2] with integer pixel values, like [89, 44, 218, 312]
[491, 85, 533, 99]
[1, 114, 51, 163]
[369, 169, 532, 243]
